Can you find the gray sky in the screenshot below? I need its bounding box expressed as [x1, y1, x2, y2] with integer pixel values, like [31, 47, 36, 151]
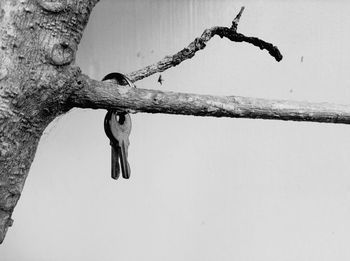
[2, 1, 350, 260]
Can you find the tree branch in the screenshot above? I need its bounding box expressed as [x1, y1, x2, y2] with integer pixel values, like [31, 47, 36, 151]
[69, 7, 344, 125]
[127, 7, 282, 83]
[231, 6, 245, 31]
[71, 75, 350, 125]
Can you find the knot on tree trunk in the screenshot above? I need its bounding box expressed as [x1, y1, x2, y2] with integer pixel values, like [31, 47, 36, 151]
[48, 40, 76, 66]
[37, 0, 67, 13]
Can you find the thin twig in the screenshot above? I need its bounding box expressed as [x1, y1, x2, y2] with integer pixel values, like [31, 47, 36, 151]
[231, 6, 245, 30]
[127, 7, 282, 83]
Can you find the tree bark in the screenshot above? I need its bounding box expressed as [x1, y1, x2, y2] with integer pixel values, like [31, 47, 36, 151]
[70, 76, 350, 124]
[0, 0, 344, 244]
[0, 0, 99, 243]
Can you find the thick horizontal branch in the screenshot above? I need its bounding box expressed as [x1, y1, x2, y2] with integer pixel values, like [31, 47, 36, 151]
[127, 7, 282, 83]
[70, 75, 350, 125]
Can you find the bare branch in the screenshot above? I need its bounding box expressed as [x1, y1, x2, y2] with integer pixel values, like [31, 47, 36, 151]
[127, 7, 282, 83]
[231, 6, 245, 31]
[71, 75, 350, 125]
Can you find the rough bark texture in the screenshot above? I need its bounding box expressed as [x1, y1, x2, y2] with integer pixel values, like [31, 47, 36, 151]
[1, 0, 344, 245]
[70, 76, 350, 124]
[0, 0, 99, 244]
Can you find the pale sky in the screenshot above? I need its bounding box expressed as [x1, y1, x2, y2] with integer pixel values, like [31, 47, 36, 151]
[2, 1, 350, 260]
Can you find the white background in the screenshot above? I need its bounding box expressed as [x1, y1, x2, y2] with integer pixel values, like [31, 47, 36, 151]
[2, 0, 350, 260]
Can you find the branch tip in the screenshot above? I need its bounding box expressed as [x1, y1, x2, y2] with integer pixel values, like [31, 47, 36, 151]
[126, 5, 281, 82]
[232, 6, 245, 30]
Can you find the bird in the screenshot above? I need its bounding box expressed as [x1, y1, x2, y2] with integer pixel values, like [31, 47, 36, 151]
[157, 74, 163, 85]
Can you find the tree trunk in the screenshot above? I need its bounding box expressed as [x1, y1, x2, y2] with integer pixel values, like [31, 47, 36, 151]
[0, 0, 99, 243]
